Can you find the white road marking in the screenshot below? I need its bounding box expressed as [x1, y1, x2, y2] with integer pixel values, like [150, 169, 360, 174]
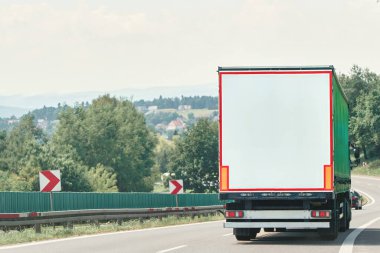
[0, 221, 222, 250]
[156, 245, 187, 253]
[339, 188, 378, 253]
[222, 233, 233, 237]
[355, 188, 376, 207]
[339, 217, 380, 253]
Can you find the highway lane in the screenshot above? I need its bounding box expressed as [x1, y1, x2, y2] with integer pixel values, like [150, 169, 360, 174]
[1, 175, 379, 253]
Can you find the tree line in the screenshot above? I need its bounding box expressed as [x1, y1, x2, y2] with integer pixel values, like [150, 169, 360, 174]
[0, 96, 155, 192]
[134, 96, 218, 110]
[339, 65, 380, 160]
[0, 95, 219, 193]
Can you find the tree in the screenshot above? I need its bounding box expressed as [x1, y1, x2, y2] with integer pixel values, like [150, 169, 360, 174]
[0, 130, 7, 169]
[168, 119, 218, 193]
[37, 142, 119, 192]
[154, 137, 174, 174]
[0, 114, 46, 191]
[85, 164, 118, 192]
[351, 88, 380, 158]
[38, 143, 93, 192]
[52, 95, 157, 192]
[339, 66, 380, 159]
[339, 65, 379, 109]
[3, 114, 46, 173]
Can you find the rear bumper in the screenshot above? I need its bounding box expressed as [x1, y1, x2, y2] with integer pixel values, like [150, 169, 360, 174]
[220, 192, 334, 200]
[224, 222, 330, 229]
[228, 210, 331, 219]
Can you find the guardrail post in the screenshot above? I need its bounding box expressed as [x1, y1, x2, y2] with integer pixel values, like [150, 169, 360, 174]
[34, 224, 41, 233]
[117, 219, 122, 226]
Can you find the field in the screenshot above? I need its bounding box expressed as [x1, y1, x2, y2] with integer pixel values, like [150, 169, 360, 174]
[157, 109, 217, 119]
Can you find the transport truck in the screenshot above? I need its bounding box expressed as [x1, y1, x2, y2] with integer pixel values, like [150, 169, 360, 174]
[218, 66, 351, 241]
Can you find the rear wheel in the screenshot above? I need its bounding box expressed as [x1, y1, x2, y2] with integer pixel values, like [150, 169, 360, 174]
[347, 199, 351, 229]
[234, 228, 259, 241]
[319, 210, 339, 240]
[235, 235, 251, 241]
[339, 200, 349, 232]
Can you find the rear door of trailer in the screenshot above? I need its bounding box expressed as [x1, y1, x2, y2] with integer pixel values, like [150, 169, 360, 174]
[219, 69, 334, 192]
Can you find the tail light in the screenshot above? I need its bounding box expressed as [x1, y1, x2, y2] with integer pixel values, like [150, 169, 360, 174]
[225, 211, 236, 218]
[311, 210, 331, 218]
[226, 211, 244, 218]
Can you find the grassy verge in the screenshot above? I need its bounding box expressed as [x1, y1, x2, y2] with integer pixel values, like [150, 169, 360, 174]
[362, 195, 369, 206]
[352, 158, 380, 177]
[0, 214, 224, 246]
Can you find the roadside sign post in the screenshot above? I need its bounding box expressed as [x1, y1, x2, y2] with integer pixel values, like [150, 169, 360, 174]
[169, 179, 184, 207]
[39, 170, 61, 211]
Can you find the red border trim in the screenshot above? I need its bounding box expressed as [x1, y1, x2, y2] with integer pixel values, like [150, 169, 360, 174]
[219, 73, 223, 189]
[219, 70, 334, 192]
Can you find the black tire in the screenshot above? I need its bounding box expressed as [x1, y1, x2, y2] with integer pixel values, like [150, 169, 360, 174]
[320, 211, 338, 240]
[235, 235, 251, 241]
[346, 200, 351, 230]
[339, 200, 348, 232]
[234, 228, 259, 241]
[250, 232, 258, 239]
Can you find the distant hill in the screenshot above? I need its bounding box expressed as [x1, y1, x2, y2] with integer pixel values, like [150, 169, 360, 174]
[0, 105, 29, 118]
[0, 84, 217, 111]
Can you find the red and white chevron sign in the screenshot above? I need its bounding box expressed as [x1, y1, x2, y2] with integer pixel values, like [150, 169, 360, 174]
[169, 179, 184, 195]
[39, 170, 61, 192]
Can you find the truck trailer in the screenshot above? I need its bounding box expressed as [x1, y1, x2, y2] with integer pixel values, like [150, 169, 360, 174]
[218, 66, 351, 240]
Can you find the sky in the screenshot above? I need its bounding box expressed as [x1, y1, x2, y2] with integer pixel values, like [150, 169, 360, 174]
[0, 0, 379, 96]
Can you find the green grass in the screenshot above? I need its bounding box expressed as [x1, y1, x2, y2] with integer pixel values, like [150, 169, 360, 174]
[0, 214, 224, 246]
[352, 158, 380, 177]
[177, 109, 217, 119]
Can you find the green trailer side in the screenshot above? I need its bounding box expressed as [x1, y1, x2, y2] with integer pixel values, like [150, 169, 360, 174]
[332, 74, 350, 194]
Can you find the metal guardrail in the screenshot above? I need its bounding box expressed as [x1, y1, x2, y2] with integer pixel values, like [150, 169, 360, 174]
[0, 205, 225, 233]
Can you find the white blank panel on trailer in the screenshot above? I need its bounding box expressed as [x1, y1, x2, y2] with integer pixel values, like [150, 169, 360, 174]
[220, 73, 331, 190]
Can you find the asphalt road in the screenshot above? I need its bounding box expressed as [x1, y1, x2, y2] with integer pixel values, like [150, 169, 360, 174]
[1, 175, 379, 253]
